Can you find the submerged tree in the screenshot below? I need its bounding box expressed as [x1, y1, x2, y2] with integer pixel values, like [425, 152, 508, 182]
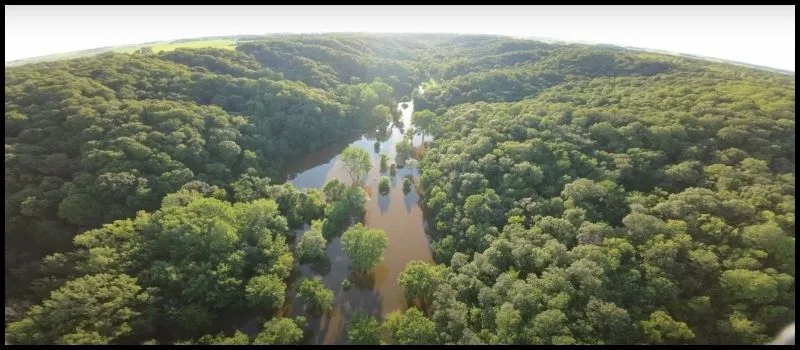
[340, 146, 372, 185]
[341, 223, 389, 273]
[296, 220, 327, 261]
[380, 154, 390, 173]
[296, 277, 334, 313]
[379, 176, 391, 195]
[412, 109, 436, 144]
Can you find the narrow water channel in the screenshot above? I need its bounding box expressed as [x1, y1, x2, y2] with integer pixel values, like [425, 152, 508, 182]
[280, 95, 434, 344]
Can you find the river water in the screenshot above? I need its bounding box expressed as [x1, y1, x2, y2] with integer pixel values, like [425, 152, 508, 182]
[279, 97, 434, 344]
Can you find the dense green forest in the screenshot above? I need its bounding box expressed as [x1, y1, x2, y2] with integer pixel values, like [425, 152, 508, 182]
[5, 34, 794, 345]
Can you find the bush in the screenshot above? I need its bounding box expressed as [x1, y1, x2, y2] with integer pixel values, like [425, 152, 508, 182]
[380, 154, 389, 173]
[378, 176, 391, 194]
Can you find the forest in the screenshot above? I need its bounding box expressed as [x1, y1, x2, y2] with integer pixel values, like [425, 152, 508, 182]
[4, 33, 795, 345]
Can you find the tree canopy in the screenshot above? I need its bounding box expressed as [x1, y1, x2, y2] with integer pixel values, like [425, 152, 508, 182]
[341, 223, 389, 273]
[5, 33, 794, 345]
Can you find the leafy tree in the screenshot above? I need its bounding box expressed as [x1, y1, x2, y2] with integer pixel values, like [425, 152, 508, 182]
[382, 307, 437, 345]
[340, 146, 372, 185]
[347, 312, 381, 345]
[412, 109, 436, 143]
[6, 274, 151, 345]
[197, 330, 251, 345]
[380, 154, 390, 172]
[296, 277, 335, 313]
[396, 140, 412, 163]
[245, 274, 286, 310]
[341, 223, 389, 273]
[639, 311, 695, 344]
[378, 176, 391, 194]
[253, 317, 306, 345]
[297, 220, 327, 261]
[399, 261, 445, 308]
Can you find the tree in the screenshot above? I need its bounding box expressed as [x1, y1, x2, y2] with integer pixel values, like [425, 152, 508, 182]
[639, 311, 695, 344]
[253, 317, 306, 345]
[197, 331, 251, 345]
[296, 277, 335, 313]
[297, 220, 327, 261]
[245, 274, 286, 310]
[340, 146, 372, 185]
[719, 269, 779, 305]
[231, 174, 272, 202]
[412, 110, 436, 143]
[403, 178, 412, 194]
[347, 312, 380, 345]
[396, 140, 412, 164]
[398, 261, 445, 309]
[370, 105, 391, 126]
[5, 274, 151, 345]
[341, 223, 389, 273]
[323, 179, 348, 202]
[379, 176, 391, 194]
[382, 307, 437, 345]
[406, 159, 419, 176]
[585, 297, 633, 344]
[380, 154, 390, 173]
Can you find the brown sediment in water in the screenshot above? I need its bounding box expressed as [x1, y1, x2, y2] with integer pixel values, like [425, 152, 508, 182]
[280, 98, 434, 344]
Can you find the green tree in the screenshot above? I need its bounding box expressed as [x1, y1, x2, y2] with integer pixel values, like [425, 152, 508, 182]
[296, 277, 335, 313]
[382, 307, 437, 345]
[197, 331, 251, 345]
[379, 176, 391, 194]
[347, 312, 381, 345]
[340, 146, 372, 185]
[341, 223, 389, 273]
[297, 220, 327, 261]
[412, 109, 436, 143]
[396, 140, 412, 163]
[380, 154, 390, 172]
[398, 261, 445, 309]
[245, 274, 286, 310]
[253, 317, 306, 345]
[6, 274, 151, 345]
[639, 311, 695, 344]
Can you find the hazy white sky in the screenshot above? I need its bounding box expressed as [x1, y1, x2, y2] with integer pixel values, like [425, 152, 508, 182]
[5, 5, 796, 71]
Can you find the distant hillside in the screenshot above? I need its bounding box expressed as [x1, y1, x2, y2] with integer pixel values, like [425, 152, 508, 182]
[7, 34, 794, 76]
[5, 36, 247, 67]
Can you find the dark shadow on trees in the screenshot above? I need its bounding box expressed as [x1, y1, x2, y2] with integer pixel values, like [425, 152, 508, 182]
[309, 256, 333, 276]
[348, 271, 376, 290]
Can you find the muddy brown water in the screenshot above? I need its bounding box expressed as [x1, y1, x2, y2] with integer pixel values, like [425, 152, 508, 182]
[271, 99, 434, 344]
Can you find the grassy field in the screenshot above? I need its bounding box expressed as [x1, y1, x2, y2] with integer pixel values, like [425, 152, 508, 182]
[112, 39, 237, 54]
[6, 38, 239, 67]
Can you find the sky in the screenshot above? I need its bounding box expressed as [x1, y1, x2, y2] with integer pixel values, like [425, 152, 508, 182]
[5, 5, 796, 71]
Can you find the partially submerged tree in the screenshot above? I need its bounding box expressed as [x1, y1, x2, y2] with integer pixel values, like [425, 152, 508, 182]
[340, 146, 372, 185]
[341, 223, 389, 273]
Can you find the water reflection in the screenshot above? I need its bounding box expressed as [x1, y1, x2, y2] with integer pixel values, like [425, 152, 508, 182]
[276, 90, 433, 344]
[377, 192, 391, 214]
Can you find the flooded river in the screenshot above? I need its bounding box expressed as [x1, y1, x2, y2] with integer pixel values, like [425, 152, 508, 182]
[280, 97, 434, 344]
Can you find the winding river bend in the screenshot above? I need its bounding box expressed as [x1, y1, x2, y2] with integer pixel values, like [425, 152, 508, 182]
[281, 95, 434, 344]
